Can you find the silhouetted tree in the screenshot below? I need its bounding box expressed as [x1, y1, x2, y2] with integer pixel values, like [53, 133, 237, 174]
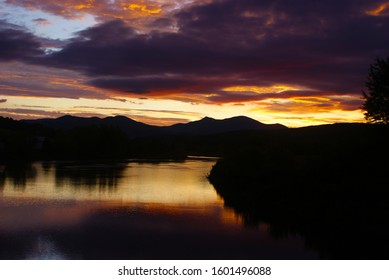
[362, 57, 389, 123]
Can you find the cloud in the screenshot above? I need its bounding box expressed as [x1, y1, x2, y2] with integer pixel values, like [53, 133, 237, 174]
[0, 108, 64, 119]
[366, 2, 389, 16]
[88, 76, 224, 95]
[258, 97, 362, 114]
[0, 99, 7, 103]
[0, 62, 110, 99]
[0, 20, 43, 61]
[32, 18, 51, 26]
[3, 0, 389, 113]
[4, 0, 203, 29]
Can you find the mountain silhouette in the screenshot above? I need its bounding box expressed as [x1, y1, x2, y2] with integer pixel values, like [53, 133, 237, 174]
[165, 116, 286, 135]
[23, 115, 287, 138]
[23, 115, 160, 138]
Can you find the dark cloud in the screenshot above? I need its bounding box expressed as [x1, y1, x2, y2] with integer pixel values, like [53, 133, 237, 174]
[32, 18, 50, 25]
[89, 75, 231, 95]
[0, 20, 44, 61]
[6, 1, 389, 106]
[90, 77, 199, 94]
[0, 99, 7, 103]
[44, 19, 232, 77]
[148, 17, 175, 29]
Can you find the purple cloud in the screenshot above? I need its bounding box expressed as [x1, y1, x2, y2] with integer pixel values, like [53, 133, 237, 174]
[0, 20, 43, 61]
[2, 0, 389, 107]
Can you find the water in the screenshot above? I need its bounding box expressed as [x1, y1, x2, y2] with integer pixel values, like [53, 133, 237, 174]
[0, 158, 318, 259]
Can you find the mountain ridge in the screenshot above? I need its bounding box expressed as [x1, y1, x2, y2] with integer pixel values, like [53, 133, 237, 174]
[22, 115, 288, 138]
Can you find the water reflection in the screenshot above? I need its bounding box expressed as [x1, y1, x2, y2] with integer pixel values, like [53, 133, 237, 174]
[0, 159, 318, 259]
[26, 235, 66, 260]
[214, 183, 389, 259]
[0, 162, 37, 190]
[0, 160, 219, 204]
[55, 162, 125, 190]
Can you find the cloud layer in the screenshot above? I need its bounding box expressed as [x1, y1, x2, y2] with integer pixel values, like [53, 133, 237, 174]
[41, 1, 389, 101]
[1, 0, 389, 121]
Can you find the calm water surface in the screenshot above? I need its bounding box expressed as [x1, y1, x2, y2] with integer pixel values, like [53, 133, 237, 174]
[0, 158, 318, 259]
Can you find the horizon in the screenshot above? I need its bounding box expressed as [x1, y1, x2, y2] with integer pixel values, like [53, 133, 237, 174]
[2, 113, 370, 129]
[1, 0, 387, 127]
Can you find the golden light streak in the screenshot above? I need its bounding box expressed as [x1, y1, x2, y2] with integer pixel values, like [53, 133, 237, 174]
[222, 85, 305, 94]
[366, 2, 389, 16]
[248, 95, 365, 127]
[74, 4, 93, 10]
[122, 3, 161, 15]
[289, 97, 331, 104]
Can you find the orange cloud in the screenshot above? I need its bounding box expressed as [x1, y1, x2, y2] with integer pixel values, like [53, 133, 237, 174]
[366, 2, 389, 16]
[254, 95, 362, 115]
[5, 0, 162, 23]
[5, 0, 208, 26]
[122, 3, 161, 15]
[222, 84, 309, 94]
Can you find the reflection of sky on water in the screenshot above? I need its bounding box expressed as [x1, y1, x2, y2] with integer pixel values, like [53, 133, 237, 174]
[0, 159, 318, 259]
[0, 198, 240, 233]
[0, 160, 219, 205]
[25, 235, 66, 260]
[0, 198, 316, 259]
[0, 159, 240, 232]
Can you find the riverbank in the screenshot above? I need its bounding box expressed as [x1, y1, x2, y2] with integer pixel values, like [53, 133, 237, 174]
[207, 123, 389, 259]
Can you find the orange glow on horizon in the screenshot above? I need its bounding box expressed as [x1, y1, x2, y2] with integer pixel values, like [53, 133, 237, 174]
[289, 97, 331, 105]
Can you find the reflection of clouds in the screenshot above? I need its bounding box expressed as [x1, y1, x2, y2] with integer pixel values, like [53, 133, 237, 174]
[0, 159, 219, 204]
[0, 198, 93, 232]
[0, 157, 319, 259]
[55, 162, 126, 190]
[0, 198, 316, 259]
[0, 162, 37, 190]
[0, 159, 226, 234]
[0, 198, 233, 237]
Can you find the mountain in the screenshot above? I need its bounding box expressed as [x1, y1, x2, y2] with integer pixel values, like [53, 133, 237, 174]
[22, 115, 287, 138]
[165, 116, 287, 135]
[23, 115, 160, 137]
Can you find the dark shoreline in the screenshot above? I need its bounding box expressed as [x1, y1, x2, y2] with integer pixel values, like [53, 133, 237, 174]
[207, 124, 389, 259]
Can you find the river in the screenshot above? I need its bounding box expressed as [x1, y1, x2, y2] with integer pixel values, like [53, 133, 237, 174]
[0, 158, 317, 259]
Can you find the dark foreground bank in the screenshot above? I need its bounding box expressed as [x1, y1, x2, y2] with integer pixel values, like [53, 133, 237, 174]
[208, 123, 389, 259]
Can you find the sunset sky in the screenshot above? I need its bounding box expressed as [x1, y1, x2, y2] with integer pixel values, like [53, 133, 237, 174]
[1, 0, 388, 127]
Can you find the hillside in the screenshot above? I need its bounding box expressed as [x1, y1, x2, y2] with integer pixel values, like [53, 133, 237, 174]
[1, 115, 286, 161]
[23, 115, 287, 138]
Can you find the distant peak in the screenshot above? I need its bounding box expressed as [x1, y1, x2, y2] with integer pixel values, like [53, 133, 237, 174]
[56, 115, 86, 121]
[227, 115, 253, 120]
[200, 116, 215, 121]
[57, 114, 74, 119]
[110, 115, 129, 119]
